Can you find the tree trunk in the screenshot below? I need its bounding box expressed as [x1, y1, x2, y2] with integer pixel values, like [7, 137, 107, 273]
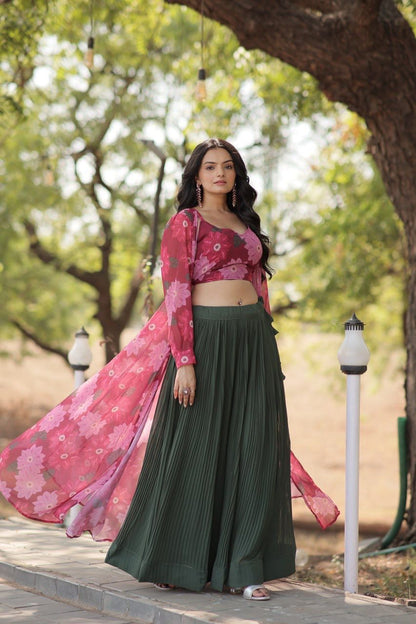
[167, 0, 416, 538]
[405, 232, 416, 539]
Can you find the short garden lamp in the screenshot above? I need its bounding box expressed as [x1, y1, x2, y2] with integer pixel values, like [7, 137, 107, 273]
[338, 313, 370, 595]
[338, 313, 370, 375]
[68, 327, 92, 389]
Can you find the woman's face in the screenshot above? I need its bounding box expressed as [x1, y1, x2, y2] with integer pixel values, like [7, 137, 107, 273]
[196, 148, 236, 197]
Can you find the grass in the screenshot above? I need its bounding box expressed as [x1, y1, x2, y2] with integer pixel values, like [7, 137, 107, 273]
[294, 528, 416, 606]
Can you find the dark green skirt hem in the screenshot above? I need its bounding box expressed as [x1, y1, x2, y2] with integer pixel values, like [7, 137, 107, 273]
[107, 544, 296, 592]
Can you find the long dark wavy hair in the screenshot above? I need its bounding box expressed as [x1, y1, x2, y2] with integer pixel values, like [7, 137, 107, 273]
[177, 138, 272, 278]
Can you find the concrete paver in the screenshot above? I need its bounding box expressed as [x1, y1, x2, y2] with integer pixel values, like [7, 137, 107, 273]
[0, 578, 137, 623]
[0, 516, 415, 623]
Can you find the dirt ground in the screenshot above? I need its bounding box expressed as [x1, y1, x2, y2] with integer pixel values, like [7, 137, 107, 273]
[0, 330, 411, 599]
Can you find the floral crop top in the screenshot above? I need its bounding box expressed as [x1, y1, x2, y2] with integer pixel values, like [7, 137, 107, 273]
[160, 208, 269, 368]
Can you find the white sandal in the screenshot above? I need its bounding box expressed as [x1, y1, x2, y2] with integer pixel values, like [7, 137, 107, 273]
[153, 583, 175, 591]
[243, 585, 270, 601]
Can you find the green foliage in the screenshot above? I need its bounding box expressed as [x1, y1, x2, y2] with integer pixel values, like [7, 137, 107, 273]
[0, 0, 49, 122]
[275, 112, 405, 358]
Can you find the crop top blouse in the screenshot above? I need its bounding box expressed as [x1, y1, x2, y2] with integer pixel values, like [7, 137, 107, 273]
[160, 208, 269, 368]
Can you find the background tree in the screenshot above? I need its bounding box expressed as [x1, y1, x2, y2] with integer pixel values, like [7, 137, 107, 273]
[277, 113, 405, 357]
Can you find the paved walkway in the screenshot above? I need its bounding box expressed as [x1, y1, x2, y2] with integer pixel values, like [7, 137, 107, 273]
[0, 517, 414, 624]
[0, 577, 134, 623]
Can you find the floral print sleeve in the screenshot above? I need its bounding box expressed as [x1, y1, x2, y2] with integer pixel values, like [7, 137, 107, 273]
[160, 210, 196, 368]
[252, 264, 271, 314]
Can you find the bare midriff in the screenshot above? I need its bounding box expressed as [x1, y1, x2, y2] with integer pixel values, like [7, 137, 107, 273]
[192, 280, 258, 307]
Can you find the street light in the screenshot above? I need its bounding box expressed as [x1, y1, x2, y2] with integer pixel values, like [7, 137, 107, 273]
[67, 327, 93, 390]
[338, 313, 370, 594]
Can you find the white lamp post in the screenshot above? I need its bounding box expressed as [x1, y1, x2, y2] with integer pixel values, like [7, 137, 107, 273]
[67, 327, 93, 390]
[338, 313, 370, 594]
[65, 327, 92, 528]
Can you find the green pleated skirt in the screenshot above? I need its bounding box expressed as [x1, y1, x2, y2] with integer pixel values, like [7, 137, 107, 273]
[105, 300, 296, 591]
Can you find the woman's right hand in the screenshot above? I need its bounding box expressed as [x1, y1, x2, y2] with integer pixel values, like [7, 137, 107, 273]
[174, 365, 196, 407]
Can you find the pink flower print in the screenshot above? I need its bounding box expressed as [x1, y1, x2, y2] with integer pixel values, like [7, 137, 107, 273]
[125, 336, 146, 357]
[87, 504, 106, 527]
[0, 480, 11, 499]
[165, 280, 190, 322]
[39, 405, 65, 432]
[69, 383, 96, 420]
[33, 491, 58, 514]
[219, 264, 248, 280]
[148, 340, 169, 367]
[204, 230, 233, 261]
[108, 424, 130, 448]
[116, 510, 127, 524]
[15, 470, 45, 499]
[77, 411, 106, 439]
[246, 233, 263, 264]
[193, 254, 215, 281]
[16, 445, 45, 472]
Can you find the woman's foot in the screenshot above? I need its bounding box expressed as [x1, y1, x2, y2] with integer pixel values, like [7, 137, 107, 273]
[226, 586, 243, 595]
[153, 583, 176, 591]
[243, 585, 270, 601]
[225, 585, 270, 600]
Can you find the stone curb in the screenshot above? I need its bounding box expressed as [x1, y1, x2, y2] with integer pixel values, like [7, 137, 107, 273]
[0, 559, 195, 623]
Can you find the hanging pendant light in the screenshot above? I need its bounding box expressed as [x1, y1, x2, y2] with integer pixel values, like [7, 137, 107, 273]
[41, 154, 54, 186]
[84, 0, 95, 69]
[44, 162, 54, 186]
[195, 0, 207, 101]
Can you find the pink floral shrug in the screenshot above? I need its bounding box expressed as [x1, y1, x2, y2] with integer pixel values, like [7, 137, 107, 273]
[161, 209, 269, 367]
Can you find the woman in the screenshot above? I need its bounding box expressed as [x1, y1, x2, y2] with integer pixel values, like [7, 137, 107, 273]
[0, 138, 338, 601]
[105, 138, 295, 600]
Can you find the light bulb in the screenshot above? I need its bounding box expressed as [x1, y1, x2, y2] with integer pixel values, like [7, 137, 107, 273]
[44, 164, 54, 186]
[85, 36, 95, 69]
[195, 68, 207, 101]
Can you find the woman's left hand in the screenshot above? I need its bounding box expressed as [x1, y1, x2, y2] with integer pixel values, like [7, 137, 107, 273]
[174, 365, 196, 407]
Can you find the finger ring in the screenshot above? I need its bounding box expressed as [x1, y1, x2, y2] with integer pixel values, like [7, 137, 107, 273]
[183, 389, 189, 395]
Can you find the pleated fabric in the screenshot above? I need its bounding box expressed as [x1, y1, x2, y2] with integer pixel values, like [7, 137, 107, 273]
[105, 300, 296, 591]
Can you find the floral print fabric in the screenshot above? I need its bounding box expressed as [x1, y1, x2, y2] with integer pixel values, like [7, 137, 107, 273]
[0, 208, 339, 541]
[193, 215, 263, 285]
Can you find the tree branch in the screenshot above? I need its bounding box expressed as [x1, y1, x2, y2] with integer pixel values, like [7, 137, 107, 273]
[270, 299, 298, 315]
[141, 139, 167, 274]
[166, 0, 409, 117]
[11, 319, 70, 366]
[24, 220, 101, 288]
[351, 0, 383, 24]
[116, 264, 146, 330]
[291, 0, 341, 14]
